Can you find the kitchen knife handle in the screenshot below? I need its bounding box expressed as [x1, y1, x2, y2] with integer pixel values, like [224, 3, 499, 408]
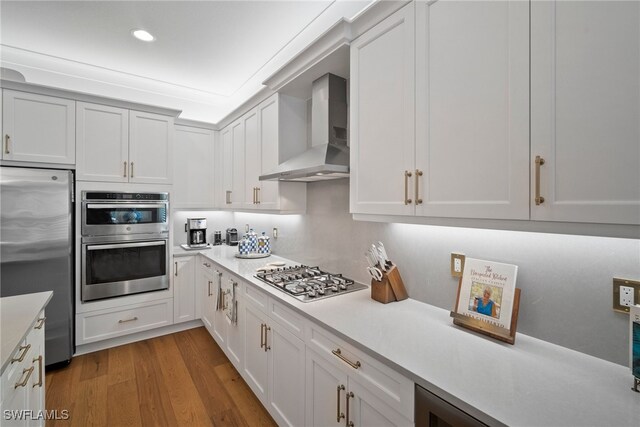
[336, 385, 346, 422]
[404, 171, 412, 205]
[5, 134, 11, 154]
[535, 155, 545, 205]
[415, 169, 423, 205]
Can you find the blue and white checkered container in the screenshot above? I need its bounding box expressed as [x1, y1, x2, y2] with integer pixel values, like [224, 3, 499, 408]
[238, 236, 251, 255]
[257, 232, 270, 254]
[247, 229, 258, 252]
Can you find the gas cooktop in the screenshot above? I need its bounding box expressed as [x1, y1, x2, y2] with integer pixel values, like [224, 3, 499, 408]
[255, 265, 367, 302]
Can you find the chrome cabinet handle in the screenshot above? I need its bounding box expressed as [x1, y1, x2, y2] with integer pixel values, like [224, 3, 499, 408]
[404, 171, 412, 205]
[15, 366, 34, 389]
[331, 348, 361, 370]
[130, 162, 134, 178]
[253, 187, 257, 204]
[118, 317, 138, 323]
[256, 187, 261, 204]
[346, 391, 354, 427]
[207, 280, 212, 297]
[415, 169, 423, 205]
[11, 344, 31, 364]
[264, 325, 271, 352]
[226, 190, 232, 204]
[123, 161, 127, 177]
[260, 323, 265, 349]
[175, 261, 178, 276]
[336, 385, 346, 422]
[5, 134, 11, 154]
[33, 355, 43, 388]
[535, 155, 545, 205]
[34, 317, 46, 330]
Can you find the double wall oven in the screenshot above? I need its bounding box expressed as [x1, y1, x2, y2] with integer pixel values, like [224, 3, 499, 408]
[81, 191, 169, 302]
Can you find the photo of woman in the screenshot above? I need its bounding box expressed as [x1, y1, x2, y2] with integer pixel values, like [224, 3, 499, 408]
[467, 283, 502, 320]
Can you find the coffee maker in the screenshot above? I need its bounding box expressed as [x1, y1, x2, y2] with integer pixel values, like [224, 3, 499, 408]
[187, 218, 208, 248]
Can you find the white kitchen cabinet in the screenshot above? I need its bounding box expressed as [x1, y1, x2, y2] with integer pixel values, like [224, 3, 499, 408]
[173, 256, 196, 324]
[414, 0, 529, 220]
[76, 102, 129, 182]
[225, 277, 243, 368]
[221, 118, 246, 207]
[220, 94, 306, 212]
[76, 103, 173, 184]
[531, 0, 640, 225]
[200, 258, 215, 334]
[173, 125, 215, 208]
[2, 90, 75, 164]
[243, 299, 270, 403]
[350, 3, 416, 216]
[347, 378, 412, 427]
[212, 267, 227, 346]
[1, 312, 46, 427]
[306, 348, 349, 427]
[129, 110, 173, 184]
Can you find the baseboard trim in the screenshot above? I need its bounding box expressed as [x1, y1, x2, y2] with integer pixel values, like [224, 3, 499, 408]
[74, 319, 204, 356]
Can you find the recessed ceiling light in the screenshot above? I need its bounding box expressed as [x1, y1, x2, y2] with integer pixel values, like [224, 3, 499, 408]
[132, 29, 155, 42]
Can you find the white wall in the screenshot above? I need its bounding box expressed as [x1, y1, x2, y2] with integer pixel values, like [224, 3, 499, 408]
[174, 179, 640, 366]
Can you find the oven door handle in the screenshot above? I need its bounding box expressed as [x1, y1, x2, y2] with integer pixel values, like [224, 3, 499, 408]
[85, 203, 166, 209]
[86, 241, 166, 250]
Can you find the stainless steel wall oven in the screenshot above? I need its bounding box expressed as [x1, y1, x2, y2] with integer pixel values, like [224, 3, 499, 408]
[81, 191, 169, 302]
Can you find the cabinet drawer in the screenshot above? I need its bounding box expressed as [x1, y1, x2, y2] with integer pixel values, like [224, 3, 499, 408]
[306, 324, 414, 419]
[1, 338, 34, 404]
[243, 281, 268, 312]
[269, 298, 305, 339]
[200, 256, 215, 277]
[76, 299, 173, 344]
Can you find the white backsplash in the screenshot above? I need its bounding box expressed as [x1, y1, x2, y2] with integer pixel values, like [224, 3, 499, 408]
[174, 179, 640, 366]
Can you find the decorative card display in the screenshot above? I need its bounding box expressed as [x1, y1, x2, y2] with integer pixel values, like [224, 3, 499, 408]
[455, 258, 518, 330]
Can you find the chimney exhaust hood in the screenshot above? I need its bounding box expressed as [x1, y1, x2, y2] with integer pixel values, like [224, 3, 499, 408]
[259, 73, 349, 182]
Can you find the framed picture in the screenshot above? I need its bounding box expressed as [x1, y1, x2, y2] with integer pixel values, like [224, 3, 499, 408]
[456, 258, 517, 329]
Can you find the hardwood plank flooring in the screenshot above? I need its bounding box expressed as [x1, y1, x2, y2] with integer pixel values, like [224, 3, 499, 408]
[45, 327, 276, 427]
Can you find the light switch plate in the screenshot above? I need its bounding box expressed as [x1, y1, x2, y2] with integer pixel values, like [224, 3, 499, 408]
[450, 253, 465, 278]
[613, 278, 640, 313]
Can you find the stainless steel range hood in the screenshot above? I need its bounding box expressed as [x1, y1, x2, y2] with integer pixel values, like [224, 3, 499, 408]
[259, 73, 349, 182]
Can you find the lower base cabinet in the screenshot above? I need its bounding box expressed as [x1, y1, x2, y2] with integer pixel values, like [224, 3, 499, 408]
[1, 311, 46, 427]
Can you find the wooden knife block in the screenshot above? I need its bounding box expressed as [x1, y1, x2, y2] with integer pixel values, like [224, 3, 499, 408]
[371, 265, 408, 304]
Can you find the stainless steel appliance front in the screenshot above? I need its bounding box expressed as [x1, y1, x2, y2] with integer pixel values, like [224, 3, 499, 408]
[81, 191, 170, 301]
[81, 191, 168, 237]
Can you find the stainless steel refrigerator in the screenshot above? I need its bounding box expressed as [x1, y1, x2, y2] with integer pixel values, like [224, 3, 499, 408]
[1, 166, 74, 366]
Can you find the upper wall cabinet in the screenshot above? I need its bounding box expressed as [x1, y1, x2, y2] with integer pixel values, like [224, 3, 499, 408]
[173, 125, 215, 208]
[76, 102, 173, 184]
[350, 3, 416, 216]
[414, 0, 529, 220]
[531, 0, 640, 225]
[2, 90, 75, 164]
[221, 94, 306, 213]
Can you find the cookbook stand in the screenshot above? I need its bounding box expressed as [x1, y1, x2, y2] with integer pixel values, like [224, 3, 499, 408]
[371, 264, 408, 304]
[449, 277, 521, 345]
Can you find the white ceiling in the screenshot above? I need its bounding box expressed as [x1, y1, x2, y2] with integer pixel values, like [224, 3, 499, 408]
[0, 0, 373, 123]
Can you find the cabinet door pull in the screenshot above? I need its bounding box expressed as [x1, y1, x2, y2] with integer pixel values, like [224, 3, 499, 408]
[415, 169, 423, 205]
[33, 355, 43, 388]
[5, 134, 11, 154]
[534, 155, 545, 205]
[226, 190, 232, 205]
[256, 187, 261, 204]
[34, 317, 46, 330]
[14, 366, 34, 389]
[208, 280, 212, 297]
[118, 317, 138, 323]
[404, 170, 412, 205]
[264, 325, 271, 352]
[11, 344, 31, 364]
[346, 391, 354, 427]
[336, 384, 346, 422]
[123, 161, 128, 177]
[175, 261, 178, 276]
[130, 162, 134, 178]
[260, 323, 265, 349]
[331, 348, 361, 369]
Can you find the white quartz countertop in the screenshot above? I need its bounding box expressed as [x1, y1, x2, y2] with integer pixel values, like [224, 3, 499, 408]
[174, 246, 639, 426]
[1, 291, 52, 375]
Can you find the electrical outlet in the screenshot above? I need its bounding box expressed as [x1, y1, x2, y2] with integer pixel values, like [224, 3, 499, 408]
[450, 253, 465, 278]
[613, 278, 640, 313]
[620, 286, 634, 307]
[272, 228, 278, 239]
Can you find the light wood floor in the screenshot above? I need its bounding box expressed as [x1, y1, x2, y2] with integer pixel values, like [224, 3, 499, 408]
[45, 327, 277, 427]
